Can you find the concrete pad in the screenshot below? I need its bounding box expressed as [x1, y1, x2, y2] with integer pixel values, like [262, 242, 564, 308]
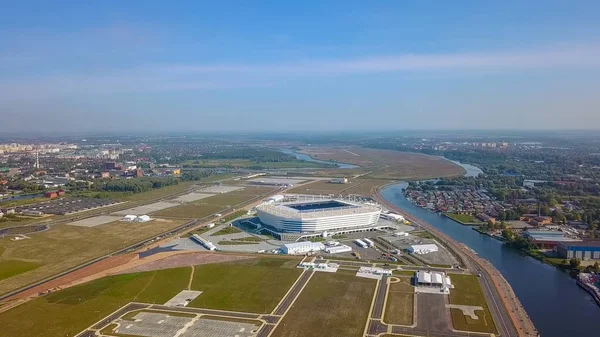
[200, 185, 244, 193]
[67, 215, 121, 227]
[247, 177, 306, 185]
[173, 192, 215, 203]
[113, 202, 178, 216]
[446, 304, 484, 319]
[164, 290, 203, 307]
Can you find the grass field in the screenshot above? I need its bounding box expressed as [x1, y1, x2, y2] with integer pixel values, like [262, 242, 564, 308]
[445, 213, 482, 224]
[0, 219, 187, 295]
[188, 258, 301, 313]
[0, 267, 190, 337]
[271, 272, 377, 337]
[0, 257, 301, 337]
[152, 203, 225, 218]
[448, 274, 497, 334]
[153, 186, 274, 219]
[384, 278, 414, 325]
[210, 226, 242, 236]
[0, 260, 42, 281]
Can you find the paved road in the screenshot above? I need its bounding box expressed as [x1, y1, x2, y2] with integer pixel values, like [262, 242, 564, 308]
[371, 275, 389, 320]
[272, 270, 313, 316]
[91, 303, 149, 330]
[256, 324, 276, 337]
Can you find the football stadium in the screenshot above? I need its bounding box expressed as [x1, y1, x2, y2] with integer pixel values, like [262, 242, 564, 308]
[255, 196, 381, 233]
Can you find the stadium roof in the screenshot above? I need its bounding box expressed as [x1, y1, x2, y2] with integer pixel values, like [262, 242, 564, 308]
[256, 198, 380, 219]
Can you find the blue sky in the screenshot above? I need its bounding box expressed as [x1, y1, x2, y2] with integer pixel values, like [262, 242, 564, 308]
[2, 1, 600, 132]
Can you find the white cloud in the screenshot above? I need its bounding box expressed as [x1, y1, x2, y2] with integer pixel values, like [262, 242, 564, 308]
[2, 44, 600, 100]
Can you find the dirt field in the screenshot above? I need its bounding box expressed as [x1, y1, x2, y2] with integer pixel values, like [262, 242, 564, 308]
[119, 252, 254, 274]
[300, 147, 465, 180]
[384, 278, 414, 325]
[288, 178, 387, 196]
[271, 272, 377, 337]
[0, 219, 187, 296]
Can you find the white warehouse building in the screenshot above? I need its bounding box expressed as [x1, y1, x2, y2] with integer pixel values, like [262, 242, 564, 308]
[256, 198, 381, 233]
[281, 241, 325, 255]
[408, 243, 438, 254]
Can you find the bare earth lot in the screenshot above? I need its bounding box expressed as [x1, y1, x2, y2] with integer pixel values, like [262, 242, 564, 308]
[271, 272, 377, 337]
[300, 147, 465, 180]
[288, 178, 388, 197]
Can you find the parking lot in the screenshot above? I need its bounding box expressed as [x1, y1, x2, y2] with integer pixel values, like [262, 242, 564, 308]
[114, 312, 260, 337]
[200, 185, 244, 194]
[18, 198, 119, 215]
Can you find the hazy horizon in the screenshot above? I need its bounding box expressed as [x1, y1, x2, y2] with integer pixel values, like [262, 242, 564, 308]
[2, 1, 600, 132]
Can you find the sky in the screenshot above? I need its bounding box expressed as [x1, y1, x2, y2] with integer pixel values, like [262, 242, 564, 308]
[2, 1, 600, 133]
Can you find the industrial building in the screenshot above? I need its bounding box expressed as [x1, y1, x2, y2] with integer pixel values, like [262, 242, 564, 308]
[280, 241, 325, 255]
[415, 271, 453, 294]
[408, 243, 439, 254]
[256, 196, 381, 233]
[523, 230, 582, 249]
[558, 241, 600, 260]
[323, 244, 352, 254]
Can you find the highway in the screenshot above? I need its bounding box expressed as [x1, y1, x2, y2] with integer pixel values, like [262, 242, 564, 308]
[373, 188, 535, 337]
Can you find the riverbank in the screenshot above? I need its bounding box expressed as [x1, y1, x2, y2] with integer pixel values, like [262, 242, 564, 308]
[373, 184, 537, 337]
[577, 274, 600, 307]
[443, 213, 484, 226]
[380, 181, 600, 337]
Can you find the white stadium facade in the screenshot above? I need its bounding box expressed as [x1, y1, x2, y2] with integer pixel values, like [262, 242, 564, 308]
[255, 197, 381, 233]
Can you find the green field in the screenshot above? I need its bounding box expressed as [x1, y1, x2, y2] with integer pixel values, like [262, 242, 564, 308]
[0, 260, 42, 281]
[0, 267, 190, 337]
[188, 258, 302, 313]
[271, 272, 377, 337]
[0, 219, 186, 295]
[0, 257, 302, 337]
[445, 213, 482, 224]
[152, 203, 225, 218]
[210, 226, 242, 236]
[384, 278, 414, 325]
[448, 274, 497, 334]
[393, 270, 416, 276]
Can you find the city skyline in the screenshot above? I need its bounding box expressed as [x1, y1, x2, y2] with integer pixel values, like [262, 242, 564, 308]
[2, 1, 600, 132]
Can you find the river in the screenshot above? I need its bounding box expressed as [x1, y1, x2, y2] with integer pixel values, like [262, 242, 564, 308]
[279, 148, 359, 169]
[381, 182, 600, 337]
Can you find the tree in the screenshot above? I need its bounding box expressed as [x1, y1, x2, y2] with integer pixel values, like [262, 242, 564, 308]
[570, 258, 581, 269]
[594, 261, 600, 273]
